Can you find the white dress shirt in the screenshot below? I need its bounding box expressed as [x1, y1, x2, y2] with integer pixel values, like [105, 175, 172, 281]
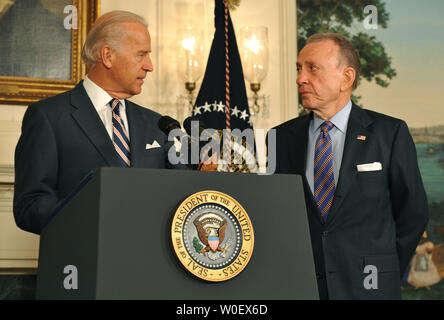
[82, 75, 130, 141]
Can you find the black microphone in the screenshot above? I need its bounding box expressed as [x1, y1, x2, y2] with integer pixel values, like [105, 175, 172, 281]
[158, 115, 181, 136]
[183, 116, 206, 137]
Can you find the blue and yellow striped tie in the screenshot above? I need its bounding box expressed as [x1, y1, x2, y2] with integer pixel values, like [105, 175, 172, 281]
[314, 121, 335, 221]
[109, 99, 131, 167]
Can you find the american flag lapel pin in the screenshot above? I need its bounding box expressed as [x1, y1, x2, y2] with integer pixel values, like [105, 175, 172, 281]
[357, 135, 366, 141]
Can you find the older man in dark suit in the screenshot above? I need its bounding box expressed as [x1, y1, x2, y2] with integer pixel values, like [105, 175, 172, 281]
[14, 11, 182, 235]
[270, 33, 428, 299]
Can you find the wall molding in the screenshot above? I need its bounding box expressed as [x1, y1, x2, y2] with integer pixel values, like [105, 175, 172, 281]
[0, 164, 39, 273]
[0, 164, 14, 185]
[279, 0, 298, 123]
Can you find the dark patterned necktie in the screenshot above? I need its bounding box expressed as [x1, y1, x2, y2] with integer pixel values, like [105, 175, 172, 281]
[314, 121, 335, 221]
[109, 99, 131, 167]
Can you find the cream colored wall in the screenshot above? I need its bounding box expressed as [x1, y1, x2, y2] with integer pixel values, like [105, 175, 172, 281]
[0, 0, 297, 273]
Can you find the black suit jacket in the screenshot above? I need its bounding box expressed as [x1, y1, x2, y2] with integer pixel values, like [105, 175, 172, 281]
[271, 103, 429, 299]
[14, 82, 182, 234]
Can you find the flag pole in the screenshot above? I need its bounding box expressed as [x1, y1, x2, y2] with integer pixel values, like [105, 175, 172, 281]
[224, 0, 232, 171]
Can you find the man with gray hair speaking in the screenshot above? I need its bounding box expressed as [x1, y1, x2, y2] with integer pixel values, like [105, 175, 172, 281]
[14, 11, 180, 234]
[270, 33, 429, 299]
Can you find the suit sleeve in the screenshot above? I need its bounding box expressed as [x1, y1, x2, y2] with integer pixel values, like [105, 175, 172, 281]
[13, 105, 62, 234]
[266, 129, 278, 174]
[389, 120, 429, 275]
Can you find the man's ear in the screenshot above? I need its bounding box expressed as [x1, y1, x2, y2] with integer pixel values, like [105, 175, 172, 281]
[100, 45, 114, 69]
[341, 66, 356, 91]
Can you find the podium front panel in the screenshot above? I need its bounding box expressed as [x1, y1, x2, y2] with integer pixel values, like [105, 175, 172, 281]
[38, 168, 318, 300]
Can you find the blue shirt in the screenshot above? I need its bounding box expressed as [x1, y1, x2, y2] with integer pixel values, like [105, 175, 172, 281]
[305, 100, 352, 195]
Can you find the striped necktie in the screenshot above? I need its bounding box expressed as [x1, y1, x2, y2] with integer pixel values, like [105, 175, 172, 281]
[314, 121, 335, 221]
[109, 99, 131, 167]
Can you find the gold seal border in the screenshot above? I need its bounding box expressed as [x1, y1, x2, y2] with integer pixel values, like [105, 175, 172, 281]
[171, 190, 254, 282]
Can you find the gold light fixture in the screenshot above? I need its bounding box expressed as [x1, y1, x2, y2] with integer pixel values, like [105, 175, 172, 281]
[240, 26, 269, 116]
[177, 27, 204, 112]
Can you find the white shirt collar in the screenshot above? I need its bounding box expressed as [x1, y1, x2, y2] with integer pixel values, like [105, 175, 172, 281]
[312, 100, 352, 134]
[82, 75, 125, 111]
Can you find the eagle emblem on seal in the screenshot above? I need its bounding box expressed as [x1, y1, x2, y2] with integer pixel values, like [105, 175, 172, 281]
[193, 213, 227, 254]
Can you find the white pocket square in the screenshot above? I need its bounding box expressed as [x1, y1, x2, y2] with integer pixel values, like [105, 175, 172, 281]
[357, 162, 382, 172]
[146, 140, 161, 149]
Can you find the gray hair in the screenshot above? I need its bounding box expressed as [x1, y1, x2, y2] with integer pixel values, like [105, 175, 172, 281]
[306, 33, 361, 90]
[81, 11, 148, 68]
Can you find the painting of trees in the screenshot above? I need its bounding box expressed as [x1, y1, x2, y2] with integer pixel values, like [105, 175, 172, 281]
[297, 0, 397, 110]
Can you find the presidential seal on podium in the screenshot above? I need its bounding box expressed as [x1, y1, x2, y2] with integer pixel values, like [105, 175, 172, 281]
[171, 190, 254, 282]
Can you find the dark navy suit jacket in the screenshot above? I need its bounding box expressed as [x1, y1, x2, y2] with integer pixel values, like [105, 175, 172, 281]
[14, 82, 182, 234]
[270, 103, 429, 299]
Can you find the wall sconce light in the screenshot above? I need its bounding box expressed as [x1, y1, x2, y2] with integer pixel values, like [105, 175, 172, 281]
[240, 26, 269, 117]
[177, 26, 204, 114]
